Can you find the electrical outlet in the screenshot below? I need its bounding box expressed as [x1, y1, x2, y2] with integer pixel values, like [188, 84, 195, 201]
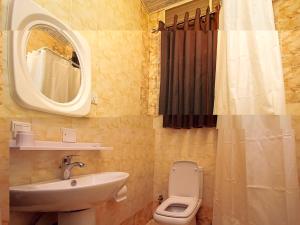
[11, 121, 32, 138]
[62, 128, 77, 143]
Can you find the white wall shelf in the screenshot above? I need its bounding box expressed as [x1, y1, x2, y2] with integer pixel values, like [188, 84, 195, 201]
[9, 140, 113, 151]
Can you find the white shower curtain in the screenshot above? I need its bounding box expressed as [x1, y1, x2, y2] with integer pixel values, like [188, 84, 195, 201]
[212, 1, 300, 225]
[27, 49, 80, 102]
[213, 0, 286, 115]
[213, 116, 300, 225]
[68, 67, 81, 101]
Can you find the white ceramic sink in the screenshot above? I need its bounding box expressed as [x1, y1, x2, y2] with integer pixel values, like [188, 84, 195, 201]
[10, 172, 129, 212]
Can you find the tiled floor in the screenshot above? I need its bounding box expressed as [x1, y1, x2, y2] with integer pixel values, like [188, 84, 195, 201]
[146, 219, 158, 225]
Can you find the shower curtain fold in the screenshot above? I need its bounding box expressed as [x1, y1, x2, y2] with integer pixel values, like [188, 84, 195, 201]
[213, 1, 299, 225]
[213, 116, 300, 225]
[27, 49, 80, 102]
[214, 30, 286, 115]
[213, 0, 286, 115]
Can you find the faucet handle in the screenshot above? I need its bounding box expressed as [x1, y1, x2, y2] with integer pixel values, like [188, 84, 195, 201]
[63, 155, 79, 164]
[65, 154, 79, 158]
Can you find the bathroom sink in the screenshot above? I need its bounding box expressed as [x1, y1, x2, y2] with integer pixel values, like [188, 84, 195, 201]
[10, 172, 129, 212]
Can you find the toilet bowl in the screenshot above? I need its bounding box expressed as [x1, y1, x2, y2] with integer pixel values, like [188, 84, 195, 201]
[154, 161, 203, 225]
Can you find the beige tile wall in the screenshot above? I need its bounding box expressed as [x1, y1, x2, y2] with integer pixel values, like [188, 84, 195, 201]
[8, 116, 155, 225]
[147, 2, 300, 225]
[273, 0, 300, 114]
[0, 20, 9, 224]
[0, 118, 9, 225]
[152, 117, 217, 224]
[292, 116, 300, 185]
[147, 9, 217, 224]
[0, 1, 299, 225]
[1, 0, 150, 118]
[1, 0, 154, 224]
[147, 1, 300, 116]
[273, 0, 300, 188]
[147, 11, 164, 116]
[27, 29, 73, 59]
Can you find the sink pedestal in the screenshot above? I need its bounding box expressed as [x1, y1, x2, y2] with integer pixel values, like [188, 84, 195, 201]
[58, 208, 96, 225]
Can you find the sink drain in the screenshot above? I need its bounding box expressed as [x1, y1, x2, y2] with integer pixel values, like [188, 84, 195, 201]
[70, 180, 77, 186]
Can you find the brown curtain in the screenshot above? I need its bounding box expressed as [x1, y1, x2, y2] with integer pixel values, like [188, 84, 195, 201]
[159, 6, 220, 129]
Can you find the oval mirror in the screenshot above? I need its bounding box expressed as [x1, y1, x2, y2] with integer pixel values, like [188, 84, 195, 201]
[9, 0, 91, 116]
[25, 25, 81, 103]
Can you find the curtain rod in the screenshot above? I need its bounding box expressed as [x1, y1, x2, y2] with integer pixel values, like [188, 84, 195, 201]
[151, 11, 217, 33]
[37, 47, 80, 68]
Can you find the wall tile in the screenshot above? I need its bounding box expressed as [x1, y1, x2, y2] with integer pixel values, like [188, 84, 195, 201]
[273, 0, 300, 114]
[1, 0, 152, 224]
[1, 1, 300, 225]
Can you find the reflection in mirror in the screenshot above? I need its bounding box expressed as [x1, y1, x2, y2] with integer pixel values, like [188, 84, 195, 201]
[26, 25, 81, 103]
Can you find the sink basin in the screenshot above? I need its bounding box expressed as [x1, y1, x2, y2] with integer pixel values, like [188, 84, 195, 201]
[10, 172, 129, 212]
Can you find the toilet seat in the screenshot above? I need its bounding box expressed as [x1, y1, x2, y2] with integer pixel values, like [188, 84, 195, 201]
[153, 161, 203, 225]
[155, 196, 200, 218]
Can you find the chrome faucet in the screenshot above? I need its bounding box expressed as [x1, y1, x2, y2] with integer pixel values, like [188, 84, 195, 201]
[61, 155, 85, 180]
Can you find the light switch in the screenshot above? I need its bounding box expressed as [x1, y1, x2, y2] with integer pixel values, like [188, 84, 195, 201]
[62, 128, 77, 143]
[11, 121, 32, 138]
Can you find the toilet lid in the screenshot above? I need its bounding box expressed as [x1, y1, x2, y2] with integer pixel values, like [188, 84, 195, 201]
[155, 196, 200, 218]
[169, 161, 201, 198]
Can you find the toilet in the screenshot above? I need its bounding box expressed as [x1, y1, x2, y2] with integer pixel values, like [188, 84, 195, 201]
[154, 161, 203, 225]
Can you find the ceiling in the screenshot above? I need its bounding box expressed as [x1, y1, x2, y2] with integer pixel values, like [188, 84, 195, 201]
[142, 0, 192, 13]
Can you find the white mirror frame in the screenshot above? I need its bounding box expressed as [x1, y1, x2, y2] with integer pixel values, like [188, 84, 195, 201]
[8, 0, 91, 117]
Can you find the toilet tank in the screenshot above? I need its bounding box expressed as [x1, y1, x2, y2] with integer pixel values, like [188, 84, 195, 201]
[168, 161, 203, 199]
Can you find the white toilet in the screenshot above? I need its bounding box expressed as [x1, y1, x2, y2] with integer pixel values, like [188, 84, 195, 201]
[154, 161, 203, 225]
